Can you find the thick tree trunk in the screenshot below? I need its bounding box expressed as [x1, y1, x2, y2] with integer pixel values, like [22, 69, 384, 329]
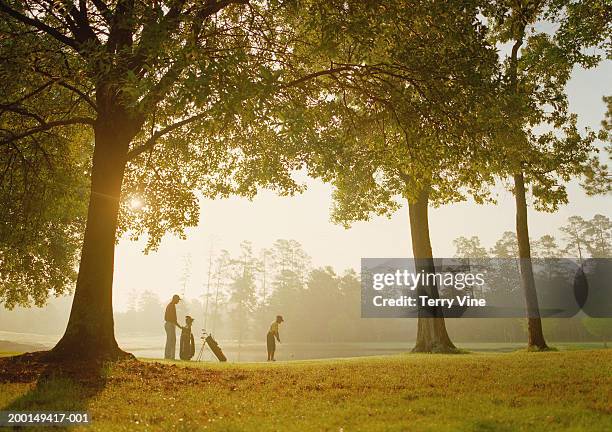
[409, 187, 457, 353]
[49, 114, 133, 361]
[513, 172, 548, 350]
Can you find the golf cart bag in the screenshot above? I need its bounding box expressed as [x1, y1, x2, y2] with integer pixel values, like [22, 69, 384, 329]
[205, 334, 227, 362]
[179, 327, 195, 360]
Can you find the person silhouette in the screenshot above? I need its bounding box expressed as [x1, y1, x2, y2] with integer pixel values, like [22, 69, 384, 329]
[267, 315, 284, 361]
[164, 294, 183, 359]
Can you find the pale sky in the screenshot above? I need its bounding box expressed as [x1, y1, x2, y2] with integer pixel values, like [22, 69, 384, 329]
[112, 61, 612, 312]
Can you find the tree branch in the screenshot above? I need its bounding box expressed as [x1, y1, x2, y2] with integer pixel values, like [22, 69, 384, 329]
[129, 0, 249, 75]
[55, 80, 98, 112]
[33, 67, 98, 111]
[126, 112, 208, 161]
[0, 117, 95, 146]
[0, 104, 46, 123]
[282, 66, 353, 88]
[136, 60, 185, 114]
[91, 0, 112, 23]
[0, 1, 80, 51]
[64, 0, 100, 45]
[3, 81, 55, 106]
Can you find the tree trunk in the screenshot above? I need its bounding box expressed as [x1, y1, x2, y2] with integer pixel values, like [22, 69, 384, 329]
[49, 114, 134, 361]
[409, 187, 457, 353]
[513, 172, 548, 350]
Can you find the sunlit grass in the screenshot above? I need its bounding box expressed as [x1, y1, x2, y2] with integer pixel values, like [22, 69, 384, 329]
[1, 350, 610, 431]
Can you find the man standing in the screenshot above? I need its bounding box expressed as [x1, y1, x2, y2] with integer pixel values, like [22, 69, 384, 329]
[164, 294, 182, 360]
[267, 315, 284, 361]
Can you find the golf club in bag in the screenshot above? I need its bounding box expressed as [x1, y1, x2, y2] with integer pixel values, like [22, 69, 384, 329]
[196, 330, 227, 362]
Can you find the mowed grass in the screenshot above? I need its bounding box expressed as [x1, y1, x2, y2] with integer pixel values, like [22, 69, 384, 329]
[0, 350, 611, 431]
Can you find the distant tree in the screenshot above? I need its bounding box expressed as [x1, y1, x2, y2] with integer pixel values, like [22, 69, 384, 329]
[532, 235, 562, 259]
[335, 270, 364, 341]
[490, 232, 519, 258]
[267, 239, 310, 328]
[270, 239, 311, 284]
[126, 289, 139, 313]
[179, 254, 192, 300]
[486, 231, 521, 300]
[209, 249, 231, 335]
[260, 248, 272, 304]
[560, 216, 589, 262]
[582, 317, 612, 348]
[137, 290, 163, 332]
[228, 242, 259, 351]
[301, 267, 342, 343]
[531, 234, 566, 283]
[584, 214, 612, 258]
[453, 236, 489, 258]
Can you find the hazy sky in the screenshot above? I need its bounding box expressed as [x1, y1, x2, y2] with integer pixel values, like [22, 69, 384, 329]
[112, 61, 612, 312]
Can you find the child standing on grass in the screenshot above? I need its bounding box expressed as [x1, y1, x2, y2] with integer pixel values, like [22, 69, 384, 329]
[267, 315, 284, 361]
[179, 316, 195, 361]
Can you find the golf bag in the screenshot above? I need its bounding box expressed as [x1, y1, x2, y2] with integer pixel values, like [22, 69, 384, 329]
[205, 334, 227, 362]
[179, 327, 195, 360]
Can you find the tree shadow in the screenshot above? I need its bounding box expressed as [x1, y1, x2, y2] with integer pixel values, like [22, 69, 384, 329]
[0, 352, 107, 430]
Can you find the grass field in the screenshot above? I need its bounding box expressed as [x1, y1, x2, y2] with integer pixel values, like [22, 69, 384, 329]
[0, 350, 611, 431]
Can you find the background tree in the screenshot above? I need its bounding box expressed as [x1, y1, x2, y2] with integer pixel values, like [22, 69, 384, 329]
[266, 239, 311, 336]
[488, 231, 521, 302]
[485, 0, 611, 350]
[294, 0, 499, 353]
[300, 267, 343, 343]
[453, 236, 489, 258]
[583, 214, 611, 258]
[560, 216, 589, 262]
[209, 249, 231, 336]
[228, 241, 258, 358]
[531, 234, 562, 259]
[490, 232, 519, 258]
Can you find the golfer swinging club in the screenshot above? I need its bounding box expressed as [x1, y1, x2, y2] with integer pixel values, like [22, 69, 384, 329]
[267, 315, 284, 361]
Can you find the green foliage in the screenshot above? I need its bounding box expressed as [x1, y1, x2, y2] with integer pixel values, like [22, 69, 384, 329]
[490, 231, 519, 258]
[532, 234, 562, 258]
[453, 236, 489, 258]
[487, 0, 611, 210]
[0, 17, 90, 307]
[583, 214, 612, 258]
[0, 0, 322, 304]
[291, 0, 500, 225]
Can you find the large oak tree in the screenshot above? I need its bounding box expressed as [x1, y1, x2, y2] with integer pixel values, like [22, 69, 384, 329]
[287, 0, 499, 352]
[0, 0, 347, 360]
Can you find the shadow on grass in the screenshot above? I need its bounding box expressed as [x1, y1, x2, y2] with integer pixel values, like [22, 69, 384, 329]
[0, 352, 107, 430]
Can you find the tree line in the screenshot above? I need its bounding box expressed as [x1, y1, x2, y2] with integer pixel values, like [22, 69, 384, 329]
[454, 214, 611, 259]
[2, 211, 610, 347]
[0, 0, 610, 360]
[123, 214, 611, 346]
